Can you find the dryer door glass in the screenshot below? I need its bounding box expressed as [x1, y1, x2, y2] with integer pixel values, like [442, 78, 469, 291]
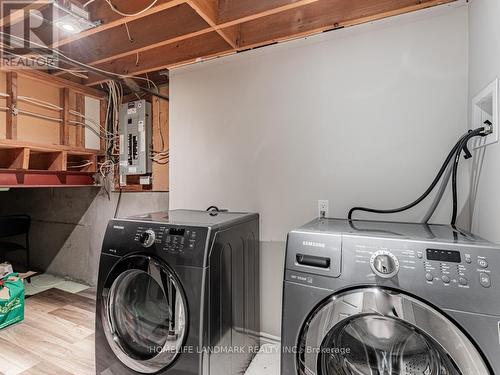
[102, 256, 187, 373]
[298, 288, 491, 375]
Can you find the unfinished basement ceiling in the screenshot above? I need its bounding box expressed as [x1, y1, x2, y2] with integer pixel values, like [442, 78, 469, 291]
[3, 0, 457, 87]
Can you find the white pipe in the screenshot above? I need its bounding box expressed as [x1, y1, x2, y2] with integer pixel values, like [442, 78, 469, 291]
[18, 96, 63, 111]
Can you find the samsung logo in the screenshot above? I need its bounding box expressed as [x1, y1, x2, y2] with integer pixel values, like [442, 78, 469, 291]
[113, 225, 125, 230]
[303, 241, 325, 248]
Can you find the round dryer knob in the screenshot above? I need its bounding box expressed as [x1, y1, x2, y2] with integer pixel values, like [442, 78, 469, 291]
[370, 250, 400, 278]
[140, 229, 156, 248]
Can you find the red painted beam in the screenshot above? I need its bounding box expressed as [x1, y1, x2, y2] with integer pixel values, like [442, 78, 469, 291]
[0, 170, 96, 187]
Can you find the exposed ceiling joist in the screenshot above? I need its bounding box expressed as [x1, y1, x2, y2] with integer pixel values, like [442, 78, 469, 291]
[78, 0, 455, 87]
[238, 0, 456, 49]
[52, 0, 185, 47]
[42, 0, 458, 88]
[187, 0, 238, 48]
[85, 32, 233, 85]
[57, 4, 209, 64]
[52, 0, 320, 78]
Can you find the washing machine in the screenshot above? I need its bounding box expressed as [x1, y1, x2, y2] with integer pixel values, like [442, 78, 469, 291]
[282, 218, 500, 375]
[96, 209, 260, 375]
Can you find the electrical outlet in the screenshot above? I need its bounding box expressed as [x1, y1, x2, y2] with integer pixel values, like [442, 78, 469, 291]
[472, 78, 498, 148]
[318, 200, 329, 219]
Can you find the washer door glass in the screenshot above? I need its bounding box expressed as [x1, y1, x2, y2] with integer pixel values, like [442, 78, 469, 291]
[102, 256, 187, 373]
[298, 288, 490, 375]
[320, 314, 460, 375]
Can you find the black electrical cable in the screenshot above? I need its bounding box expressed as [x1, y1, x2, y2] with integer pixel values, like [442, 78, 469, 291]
[348, 131, 470, 220]
[114, 189, 123, 218]
[450, 127, 487, 225]
[348, 127, 489, 222]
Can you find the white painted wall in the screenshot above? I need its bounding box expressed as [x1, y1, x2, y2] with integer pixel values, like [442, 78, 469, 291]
[468, 0, 500, 242]
[169, 4, 469, 337]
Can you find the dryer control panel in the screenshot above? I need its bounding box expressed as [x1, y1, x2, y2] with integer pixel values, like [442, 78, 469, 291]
[102, 220, 209, 267]
[133, 225, 206, 254]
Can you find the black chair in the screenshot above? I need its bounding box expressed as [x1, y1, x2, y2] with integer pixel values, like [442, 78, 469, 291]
[0, 215, 31, 272]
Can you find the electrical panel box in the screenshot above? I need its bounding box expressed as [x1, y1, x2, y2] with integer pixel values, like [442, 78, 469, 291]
[119, 100, 152, 182]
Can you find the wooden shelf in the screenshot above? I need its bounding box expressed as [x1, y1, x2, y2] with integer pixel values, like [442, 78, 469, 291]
[0, 70, 106, 187]
[0, 139, 101, 188]
[0, 139, 101, 156]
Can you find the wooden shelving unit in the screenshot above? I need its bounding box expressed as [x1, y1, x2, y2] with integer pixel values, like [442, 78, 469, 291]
[0, 69, 106, 188]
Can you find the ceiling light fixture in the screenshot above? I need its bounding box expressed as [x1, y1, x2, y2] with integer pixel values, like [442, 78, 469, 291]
[57, 21, 79, 33]
[53, 1, 101, 34]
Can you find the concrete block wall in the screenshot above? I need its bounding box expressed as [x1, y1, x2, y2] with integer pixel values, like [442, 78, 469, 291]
[0, 188, 168, 285]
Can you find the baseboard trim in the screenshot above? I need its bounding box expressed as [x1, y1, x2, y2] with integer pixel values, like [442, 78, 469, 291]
[259, 332, 281, 345]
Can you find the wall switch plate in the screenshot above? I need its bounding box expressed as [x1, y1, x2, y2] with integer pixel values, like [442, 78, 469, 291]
[472, 78, 498, 148]
[318, 200, 329, 218]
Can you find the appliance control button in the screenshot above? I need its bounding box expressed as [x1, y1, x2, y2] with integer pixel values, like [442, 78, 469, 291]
[478, 259, 488, 268]
[441, 275, 450, 284]
[139, 230, 156, 248]
[417, 252, 423, 259]
[480, 273, 491, 288]
[425, 273, 434, 282]
[370, 251, 399, 278]
[464, 254, 472, 263]
[459, 277, 468, 286]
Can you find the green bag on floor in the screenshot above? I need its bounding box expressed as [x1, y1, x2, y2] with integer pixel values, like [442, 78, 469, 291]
[0, 273, 25, 330]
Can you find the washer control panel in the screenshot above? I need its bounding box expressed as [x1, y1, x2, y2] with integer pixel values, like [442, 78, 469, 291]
[421, 248, 491, 289]
[348, 236, 495, 291]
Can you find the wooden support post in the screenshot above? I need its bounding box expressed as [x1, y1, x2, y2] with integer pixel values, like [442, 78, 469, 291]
[152, 86, 170, 192]
[75, 93, 86, 148]
[50, 151, 67, 171]
[13, 148, 30, 169]
[60, 88, 70, 146]
[6, 72, 17, 140]
[88, 154, 97, 173]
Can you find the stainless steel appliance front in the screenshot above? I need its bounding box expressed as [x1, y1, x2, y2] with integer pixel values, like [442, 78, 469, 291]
[298, 288, 489, 375]
[282, 219, 500, 375]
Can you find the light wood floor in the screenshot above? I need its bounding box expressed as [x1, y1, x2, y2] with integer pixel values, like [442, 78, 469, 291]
[0, 288, 96, 375]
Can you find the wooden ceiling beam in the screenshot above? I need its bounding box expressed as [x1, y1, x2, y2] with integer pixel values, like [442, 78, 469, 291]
[57, 4, 210, 65]
[52, 0, 186, 48]
[55, 0, 455, 87]
[55, 0, 318, 72]
[237, 0, 456, 49]
[84, 32, 233, 85]
[187, 0, 239, 48]
[218, 0, 320, 25]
